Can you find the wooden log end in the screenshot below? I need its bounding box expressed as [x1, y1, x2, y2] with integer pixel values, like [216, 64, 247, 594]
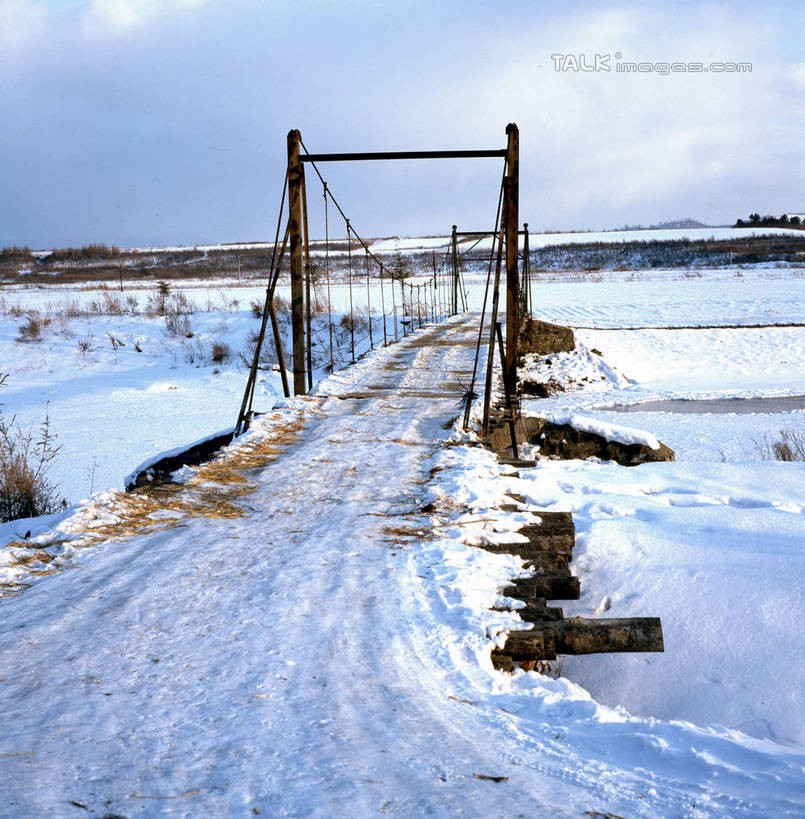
[492, 628, 557, 666]
[503, 573, 580, 602]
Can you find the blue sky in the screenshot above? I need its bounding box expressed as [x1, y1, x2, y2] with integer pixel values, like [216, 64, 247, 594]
[2, 0, 803, 247]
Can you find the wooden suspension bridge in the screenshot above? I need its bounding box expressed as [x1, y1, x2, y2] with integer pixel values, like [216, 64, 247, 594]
[230, 122, 663, 669]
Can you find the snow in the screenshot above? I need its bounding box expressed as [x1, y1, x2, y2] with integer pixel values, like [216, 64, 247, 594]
[539, 412, 662, 450]
[466, 225, 805, 251]
[1, 263, 805, 816]
[28, 226, 800, 258]
[123, 425, 236, 489]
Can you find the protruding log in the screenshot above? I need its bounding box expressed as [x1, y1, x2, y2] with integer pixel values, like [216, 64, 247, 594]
[519, 516, 575, 536]
[518, 531, 575, 558]
[494, 617, 664, 666]
[503, 573, 580, 601]
[557, 617, 664, 655]
[517, 604, 564, 623]
[521, 553, 569, 572]
[477, 542, 569, 570]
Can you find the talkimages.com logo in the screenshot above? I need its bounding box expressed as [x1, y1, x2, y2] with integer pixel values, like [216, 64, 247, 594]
[551, 53, 752, 74]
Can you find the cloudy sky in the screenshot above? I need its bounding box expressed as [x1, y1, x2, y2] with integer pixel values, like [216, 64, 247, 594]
[2, 0, 803, 248]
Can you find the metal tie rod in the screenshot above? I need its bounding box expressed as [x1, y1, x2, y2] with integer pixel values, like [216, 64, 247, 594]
[300, 149, 507, 162]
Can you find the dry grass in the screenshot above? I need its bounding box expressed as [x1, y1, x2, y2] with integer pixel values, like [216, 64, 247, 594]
[17, 313, 50, 342]
[752, 422, 805, 461]
[210, 341, 232, 364]
[0, 411, 307, 599]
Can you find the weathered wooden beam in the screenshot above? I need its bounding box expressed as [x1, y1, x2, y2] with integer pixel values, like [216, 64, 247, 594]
[519, 518, 575, 537]
[494, 617, 664, 665]
[503, 573, 580, 601]
[516, 604, 564, 623]
[287, 129, 306, 395]
[493, 628, 557, 664]
[558, 617, 664, 655]
[517, 531, 575, 558]
[504, 122, 519, 395]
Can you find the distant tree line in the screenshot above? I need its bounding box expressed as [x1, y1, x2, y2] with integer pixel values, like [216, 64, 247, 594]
[0, 243, 125, 263]
[0, 246, 33, 261]
[735, 213, 802, 228]
[49, 243, 121, 261]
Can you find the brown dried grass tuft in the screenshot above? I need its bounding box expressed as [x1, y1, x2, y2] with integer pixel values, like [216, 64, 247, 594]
[0, 411, 307, 599]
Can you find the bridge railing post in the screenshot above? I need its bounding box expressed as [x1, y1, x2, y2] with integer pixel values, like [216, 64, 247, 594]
[287, 128, 307, 395]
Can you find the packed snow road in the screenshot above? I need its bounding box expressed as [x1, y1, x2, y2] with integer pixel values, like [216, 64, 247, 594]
[1, 315, 803, 818]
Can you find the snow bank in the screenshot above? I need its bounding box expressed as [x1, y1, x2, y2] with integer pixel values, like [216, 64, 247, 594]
[541, 412, 662, 450]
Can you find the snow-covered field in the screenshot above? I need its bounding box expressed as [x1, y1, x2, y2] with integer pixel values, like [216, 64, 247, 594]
[26, 224, 803, 258]
[461, 225, 805, 252]
[1, 263, 804, 816]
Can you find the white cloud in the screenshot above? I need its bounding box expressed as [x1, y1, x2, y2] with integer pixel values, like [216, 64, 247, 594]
[0, 0, 49, 51]
[84, 0, 208, 29]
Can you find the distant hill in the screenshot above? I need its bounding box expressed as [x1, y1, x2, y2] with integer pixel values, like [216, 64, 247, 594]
[651, 218, 709, 229]
[618, 218, 709, 231]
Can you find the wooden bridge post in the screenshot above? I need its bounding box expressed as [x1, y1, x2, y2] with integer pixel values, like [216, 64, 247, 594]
[504, 123, 519, 393]
[287, 128, 307, 395]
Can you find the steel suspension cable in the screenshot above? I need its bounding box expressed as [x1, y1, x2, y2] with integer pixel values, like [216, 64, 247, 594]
[323, 182, 334, 370]
[346, 218, 355, 363]
[463, 164, 507, 428]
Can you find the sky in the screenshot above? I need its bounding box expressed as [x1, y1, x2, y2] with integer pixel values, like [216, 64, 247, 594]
[1, 0, 804, 248]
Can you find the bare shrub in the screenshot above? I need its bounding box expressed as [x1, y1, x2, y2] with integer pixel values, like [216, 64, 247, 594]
[77, 329, 93, 354]
[165, 312, 193, 337]
[0, 298, 22, 317]
[182, 337, 205, 364]
[166, 291, 195, 316]
[211, 341, 232, 364]
[250, 300, 263, 318]
[311, 291, 331, 315]
[146, 281, 172, 316]
[106, 332, 125, 351]
[64, 299, 83, 318]
[18, 313, 49, 342]
[100, 291, 124, 315]
[753, 423, 805, 461]
[0, 411, 66, 523]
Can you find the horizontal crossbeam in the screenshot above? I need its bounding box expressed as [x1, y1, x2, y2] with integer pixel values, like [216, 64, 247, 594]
[457, 230, 529, 236]
[300, 149, 507, 162]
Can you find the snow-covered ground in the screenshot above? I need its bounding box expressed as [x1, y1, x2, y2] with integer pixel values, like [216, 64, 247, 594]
[465, 225, 804, 252]
[1, 264, 804, 816]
